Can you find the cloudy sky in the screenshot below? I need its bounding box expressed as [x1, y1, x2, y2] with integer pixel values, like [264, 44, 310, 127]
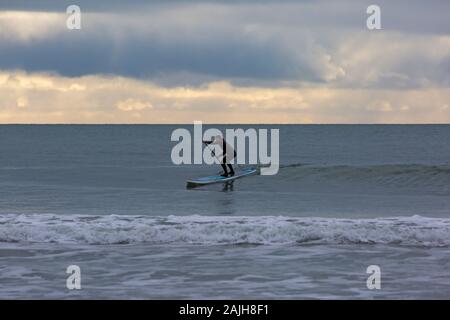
[0, 0, 449, 123]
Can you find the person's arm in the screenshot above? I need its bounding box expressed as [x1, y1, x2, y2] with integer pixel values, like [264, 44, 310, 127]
[203, 136, 218, 145]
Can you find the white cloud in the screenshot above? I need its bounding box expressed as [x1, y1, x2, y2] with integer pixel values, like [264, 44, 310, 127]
[367, 101, 393, 112]
[117, 99, 153, 112]
[16, 96, 28, 108]
[0, 11, 64, 42]
[0, 71, 449, 124]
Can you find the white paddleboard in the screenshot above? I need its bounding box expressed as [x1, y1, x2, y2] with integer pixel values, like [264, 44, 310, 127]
[186, 167, 258, 188]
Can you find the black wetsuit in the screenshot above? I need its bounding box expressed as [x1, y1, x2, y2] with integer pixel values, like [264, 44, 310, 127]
[221, 140, 235, 176]
[204, 138, 235, 177]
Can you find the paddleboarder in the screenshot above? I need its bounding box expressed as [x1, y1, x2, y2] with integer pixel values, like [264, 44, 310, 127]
[203, 135, 236, 177]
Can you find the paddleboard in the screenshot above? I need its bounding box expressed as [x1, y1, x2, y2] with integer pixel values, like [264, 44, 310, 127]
[186, 167, 258, 188]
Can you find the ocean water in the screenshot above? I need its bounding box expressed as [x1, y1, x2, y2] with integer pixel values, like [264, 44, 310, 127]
[0, 124, 449, 299]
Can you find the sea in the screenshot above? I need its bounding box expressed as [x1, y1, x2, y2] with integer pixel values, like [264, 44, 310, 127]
[0, 124, 449, 299]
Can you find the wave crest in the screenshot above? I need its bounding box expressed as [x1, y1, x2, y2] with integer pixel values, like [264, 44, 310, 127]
[280, 164, 450, 193]
[1, 214, 449, 247]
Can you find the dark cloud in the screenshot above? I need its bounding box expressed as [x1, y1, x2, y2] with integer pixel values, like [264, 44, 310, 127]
[0, 0, 157, 12]
[0, 0, 449, 88]
[0, 0, 312, 12]
[1, 0, 449, 36]
[0, 27, 321, 85]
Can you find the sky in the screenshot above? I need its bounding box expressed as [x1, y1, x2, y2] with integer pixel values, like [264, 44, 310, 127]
[0, 0, 449, 124]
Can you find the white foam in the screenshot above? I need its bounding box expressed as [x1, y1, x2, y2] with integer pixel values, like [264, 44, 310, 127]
[0, 214, 449, 247]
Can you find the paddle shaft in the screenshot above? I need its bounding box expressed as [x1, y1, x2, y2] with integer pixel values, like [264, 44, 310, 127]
[204, 142, 222, 164]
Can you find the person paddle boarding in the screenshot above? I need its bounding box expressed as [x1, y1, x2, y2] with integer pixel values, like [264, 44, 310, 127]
[203, 135, 236, 177]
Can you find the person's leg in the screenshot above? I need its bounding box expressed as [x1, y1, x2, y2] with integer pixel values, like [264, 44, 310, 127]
[227, 149, 236, 176]
[220, 163, 228, 176]
[220, 154, 229, 177]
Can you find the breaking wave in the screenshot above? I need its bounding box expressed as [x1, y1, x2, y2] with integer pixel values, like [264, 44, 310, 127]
[1, 214, 450, 247]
